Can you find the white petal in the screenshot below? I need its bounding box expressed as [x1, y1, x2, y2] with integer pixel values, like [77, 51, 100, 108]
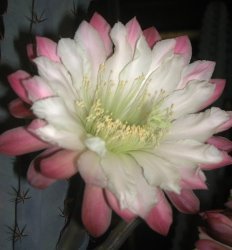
[167, 107, 230, 141]
[130, 151, 181, 193]
[154, 139, 223, 166]
[146, 54, 185, 94]
[35, 124, 84, 151]
[149, 38, 176, 71]
[74, 20, 107, 83]
[103, 22, 133, 86]
[101, 152, 157, 216]
[161, 80, 215, 119]
[119, 35, 152, 84]
[77, 150, 107, 187]
[32, 97, 82, 132]
[57, 38, 84, 90]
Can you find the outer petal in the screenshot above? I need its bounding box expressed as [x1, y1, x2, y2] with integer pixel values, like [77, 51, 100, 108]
[36, 36, 60, 62]
[7, 70, 31, 103]
[174, 36, 192, 64]
[125, 17, 142, 50]
[166, 189, 200, 213]
[0, 126, 49, 156]
[39, 149, 80, 179]
[27, 162, 56, 189]
[82, 185, 112, 237]
[22, 76, 54, 102]
[104, 189, 136, 222]
[144, 190, 173, 235]
[143, 27, 161, 48]
[8, 98, 33, 118]
[207, 136, 232, 152]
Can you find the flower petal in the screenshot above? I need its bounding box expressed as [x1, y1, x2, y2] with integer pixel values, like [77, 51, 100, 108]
[0, 126, 49, 156]
[200, 79, 226, 110]
[161, 80, 215, 119]
[196, 239, 231, 250]
[166, 107, 230, 142]
[101, 152, 157, 217]
[207, 136, 232, 152]
[77, 150, 107, 187]
[155, 139, 223, 166]
[36, 36, 60, 62]
[7, 70, 31, 103]
[125, 17, 142, 50]
[178, 60, 215, 89]
[104, 189, 136, 222]
[174, 36, 192, 64]
[27, 162, 56, 189]
[90, 12, 112, 56]
[166, 189, 199, 213]
[82, 185, 112, 237]
[143, 27, 161, 48]
[32, 124, 85, 151]
[145, 190, 172, 235]
[22, 76, 54, 102]
[8, 98, 33, 118]
[32, 97, 82, 132]
[74, 20, 107, 82]
[39, 149, 80, 179]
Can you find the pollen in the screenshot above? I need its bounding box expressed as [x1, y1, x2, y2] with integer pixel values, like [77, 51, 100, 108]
[80, 98, 172, 154]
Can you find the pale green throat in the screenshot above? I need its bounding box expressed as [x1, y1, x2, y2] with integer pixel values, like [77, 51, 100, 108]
[75, 69, 172, 155]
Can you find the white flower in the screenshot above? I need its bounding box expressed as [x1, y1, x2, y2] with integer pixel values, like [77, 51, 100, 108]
[1, 13, 232, 237]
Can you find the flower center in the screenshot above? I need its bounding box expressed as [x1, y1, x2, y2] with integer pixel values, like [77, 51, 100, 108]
[75, 70, 172, 154]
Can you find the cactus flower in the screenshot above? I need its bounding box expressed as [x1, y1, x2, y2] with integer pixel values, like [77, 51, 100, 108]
[1, 13, 232, 237]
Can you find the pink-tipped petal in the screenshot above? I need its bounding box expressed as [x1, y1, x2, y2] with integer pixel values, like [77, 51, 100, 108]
[196, 239, 230, 250]
[178, 61, 216, 89]
[200, 151, 232, 170]
[143, 27, 161, 48]
[36, 36, 60, 62]
[8, 98, 33, 118]
[0, 126, 49, 156]
[180, 168, 208, 190]
[207, 136, 232, 152]
[90, 12, 112, 56]
[216, 112, 232, 133]
[174, 36, 192, 64]
[105, 189, 136, 222]
[27, 155, 56, 189]
[39, 149, 79, 179]
[7, 70, 31, 103]
[126, 17, 142, 50]
[200, 79, 226, 110]
[26, 43, 36, 60]
[166, 189, 199, 213]
[22, 76, 54, 102]
[82, 185, 112, 237]
[145, 190, 172, 235]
